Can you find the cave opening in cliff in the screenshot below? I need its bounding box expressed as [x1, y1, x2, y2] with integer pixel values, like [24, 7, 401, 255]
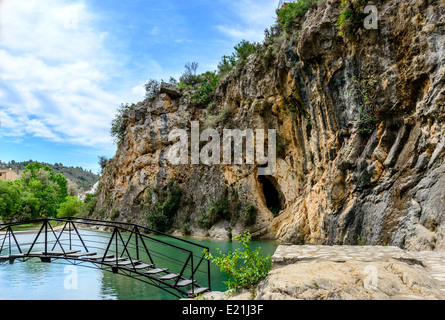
[258, 175, 284, 216]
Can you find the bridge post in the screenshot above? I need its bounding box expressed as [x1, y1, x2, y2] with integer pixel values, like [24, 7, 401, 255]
[68, 220, 72, 250]
[44, 218, 48, 256]
[41, 219, 52, 263]
[134, 226, 140, 261]
[208, 256, 211, 291]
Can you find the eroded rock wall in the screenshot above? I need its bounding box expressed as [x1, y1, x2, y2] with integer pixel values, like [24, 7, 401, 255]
[96, 0, 445, 250]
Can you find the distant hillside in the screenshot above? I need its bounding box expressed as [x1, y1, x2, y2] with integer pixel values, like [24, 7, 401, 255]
[0, 160, 100, 191]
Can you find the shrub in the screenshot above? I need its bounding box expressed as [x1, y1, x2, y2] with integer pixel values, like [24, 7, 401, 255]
[343, 74, 379, 134]
[179, 61, 200, 86]
[243, 204, 258, 227]
[110, 208, 120, 221]
[0, 180, 21, 219]
[196, 192, 230, 229]
[262, 24, 287, 70]
[204, 230, 272, 291]
[78, 193, 97, 217]
[191, 72, 220, 106]
[144, 183, 183, 232]
[196, 187, 237, 229]
[144, 79, 161, 100]
[336, 0, 368, 38]
[98, 156, 109, 174]
[110, 103, 132, 145]
[276, 0, 319, 33]
[196, 187, 258, 229]
[217, 54, 237, 78]
[217, 40, 262, 78]
[57, 196, 83, 218]
[195, 211, 215, 230]
[233, 40, 262, 64]
[168, 76, 177, 85]
[204, 108, 232, 127]
[19, 163, 68, 218]
[269, 207, 280, 217]
[264, 24, 282, 44]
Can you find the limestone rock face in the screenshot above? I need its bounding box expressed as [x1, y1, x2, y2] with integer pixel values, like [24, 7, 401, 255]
[253, 260, 442, 300]
[258, 245, 445, 300]
[96, 0, 445, 248]
[201, 246, 445, 300]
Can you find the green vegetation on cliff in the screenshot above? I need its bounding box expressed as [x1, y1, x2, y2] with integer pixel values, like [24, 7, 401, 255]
[142, 181, 183, 232]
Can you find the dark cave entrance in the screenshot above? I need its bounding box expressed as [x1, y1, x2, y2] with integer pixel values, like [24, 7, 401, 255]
[258, 175, 284, 216]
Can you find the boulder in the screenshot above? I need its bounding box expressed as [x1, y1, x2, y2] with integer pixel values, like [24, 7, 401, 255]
[160, 82, 181, 98]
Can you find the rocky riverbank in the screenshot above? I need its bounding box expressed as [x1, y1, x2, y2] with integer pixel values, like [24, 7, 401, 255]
[202, 245, 445, 300]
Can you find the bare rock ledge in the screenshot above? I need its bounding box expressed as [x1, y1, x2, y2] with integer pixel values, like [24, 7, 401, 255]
[201, 245, 445, 300]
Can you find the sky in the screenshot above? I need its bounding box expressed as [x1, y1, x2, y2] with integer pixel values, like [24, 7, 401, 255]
[0, 0, 278, 174]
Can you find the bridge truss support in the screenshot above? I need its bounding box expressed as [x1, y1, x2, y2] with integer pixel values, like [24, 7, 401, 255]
[0, 217, 211, 299]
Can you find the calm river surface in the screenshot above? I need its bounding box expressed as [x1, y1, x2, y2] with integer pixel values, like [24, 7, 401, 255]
[0, 229, 279, 300]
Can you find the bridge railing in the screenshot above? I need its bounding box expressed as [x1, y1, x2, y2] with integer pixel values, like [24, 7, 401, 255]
[0, 217, 211, 297]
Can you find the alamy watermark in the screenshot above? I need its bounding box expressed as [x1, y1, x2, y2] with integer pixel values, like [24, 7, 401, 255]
[167, 121, 277, 175]
[64, 265, 78, 290]
[364, 5, 378, 30]
[363, 265, 378, 291]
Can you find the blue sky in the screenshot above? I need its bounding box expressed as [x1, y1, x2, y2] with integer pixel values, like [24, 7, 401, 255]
[0, 0, 278, 174]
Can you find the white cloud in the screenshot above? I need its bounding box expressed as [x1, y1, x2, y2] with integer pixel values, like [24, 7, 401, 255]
[216, 26, 263, 42]
[0, 0, 140, 149]
[216, 0, 277, 42]
[132, 85, 146, 99]
[149, 26, 160, 36]
[0, 0, 109, 63]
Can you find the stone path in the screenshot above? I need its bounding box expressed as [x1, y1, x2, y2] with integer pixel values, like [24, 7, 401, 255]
[272, 245, 445, 300]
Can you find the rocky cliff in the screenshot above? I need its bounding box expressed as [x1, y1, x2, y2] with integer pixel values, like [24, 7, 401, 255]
[95, 0, 445, 251]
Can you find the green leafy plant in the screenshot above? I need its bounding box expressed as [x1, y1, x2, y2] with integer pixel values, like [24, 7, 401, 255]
[336, 0, 369, 38]
[56, 196, 83, 218]
[269, 207, 280, 217]
[217, 54, 237, 78]
[0, 160, 99, 191]
[196, 189, 230, 229]
[216, 40, 262, 78]
[98, 156, 109, 174]
[195, 186, 254, 230]
[276, 0, 320, 33]
[143, 182, 183, 232]
[262, 28, 285, 70]
[204, 230, 272, 291]
[204, 107, 232, 127]
[233, 40, 262, 64]
[15, 163, 69, 218]
[357, 236, 367, 246]
[179, 61, 200, 86]
[243, 204, 258, 227]
[191, 72, 220, 107]
[110, 208, 120, 221]
[144, 79, 161, 100]
[344, 74, 380, 134]
[0, 180, 21, 220]
[110, 103, 133, 145]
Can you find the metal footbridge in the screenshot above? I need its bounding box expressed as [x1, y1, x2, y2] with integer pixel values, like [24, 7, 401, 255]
[0, 217, 211, 298]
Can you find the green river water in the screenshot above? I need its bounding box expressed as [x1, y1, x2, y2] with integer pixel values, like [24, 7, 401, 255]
[0, 229, 279, 300]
